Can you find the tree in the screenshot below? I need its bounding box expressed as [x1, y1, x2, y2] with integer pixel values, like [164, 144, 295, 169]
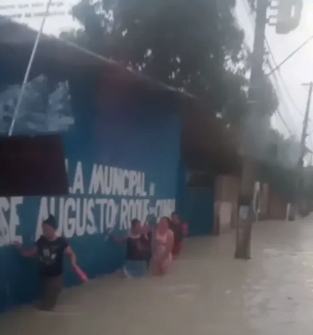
[67, 1, 245, 118]
[66, 0, 279, 127]
[0, 76, 73, 134]
[266, 130, 301, 167]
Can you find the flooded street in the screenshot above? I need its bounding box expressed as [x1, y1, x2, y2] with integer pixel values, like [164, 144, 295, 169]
[2, 218, 313, 334]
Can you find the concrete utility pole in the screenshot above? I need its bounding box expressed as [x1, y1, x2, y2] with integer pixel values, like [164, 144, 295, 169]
[235, 0, 304, 259]
[295, 82, 313, 211]
[235, 0, 269, 260]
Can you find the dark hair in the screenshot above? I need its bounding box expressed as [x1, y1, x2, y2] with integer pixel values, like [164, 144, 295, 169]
[171, 211, 179, 217]
[160, 216, 171, 225]
[131, 218, 141, 228]
[43, 214, 57, 229]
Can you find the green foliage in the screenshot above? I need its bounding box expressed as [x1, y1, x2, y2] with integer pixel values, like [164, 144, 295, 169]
[65, 0, 279, 126]
[65, 0, 303, 199]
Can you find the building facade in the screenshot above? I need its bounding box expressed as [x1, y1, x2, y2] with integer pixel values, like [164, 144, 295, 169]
[0, 19, 241, 313]
[0, 39, 180, 313]
[0, 0, 81, 35]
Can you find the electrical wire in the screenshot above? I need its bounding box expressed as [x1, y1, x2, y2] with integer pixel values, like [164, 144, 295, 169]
[242, 0, 303, 137]
[266, 58, 299, 132]
[244, 0, 303, 116]
[265, 42, 304, 117]
[266, 35, 313, 76]
[263, 9, 313, 155]
[243, 0, 313, 161]
[275, 108, 293, 135]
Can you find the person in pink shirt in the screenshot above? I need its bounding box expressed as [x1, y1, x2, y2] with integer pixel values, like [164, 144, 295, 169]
[152, 217, 174, 275]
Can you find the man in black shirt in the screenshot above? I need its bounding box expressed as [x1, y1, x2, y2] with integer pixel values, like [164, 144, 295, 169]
[15, 215, 77, 311]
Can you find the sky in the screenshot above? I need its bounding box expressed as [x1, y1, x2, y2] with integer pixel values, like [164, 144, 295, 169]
[236, 0, 313, 151]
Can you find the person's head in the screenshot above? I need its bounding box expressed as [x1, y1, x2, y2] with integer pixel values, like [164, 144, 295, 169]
[42, 215, 57, 240]
[171, 212, 180, 224]
[158, 216, 170, 234]
[131, 218, 142, 235]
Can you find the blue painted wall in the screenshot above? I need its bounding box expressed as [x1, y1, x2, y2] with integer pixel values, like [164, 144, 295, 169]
[0, 74, 180, 312]
[176, 163, 214, 236]
[185, 188, 214, 236]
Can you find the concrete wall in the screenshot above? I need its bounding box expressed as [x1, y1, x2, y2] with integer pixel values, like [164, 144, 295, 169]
[257, 183, 269, 220]
[268, 190, 287, 220]
[176, 167, 214, 236]
[0, 73, 180, 312]
[214, 175, 240, 233]
[257, 182, 287, 221]
[214, 172, 288, 226]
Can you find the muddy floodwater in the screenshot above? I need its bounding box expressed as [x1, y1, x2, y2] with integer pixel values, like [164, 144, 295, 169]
[1, 219, 313, 335]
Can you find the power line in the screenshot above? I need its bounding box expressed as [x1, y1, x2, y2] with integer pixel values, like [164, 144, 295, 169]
[266, 35, 313, 76]
[243, 0, 304, 116]
[275, 108, 293, 135]
[266, 58, 300, 133]
[265, 42, 304, 117]
[264, 25, 313, 154]
[241, 0, 297, 136]
[263, 42, 313, 153]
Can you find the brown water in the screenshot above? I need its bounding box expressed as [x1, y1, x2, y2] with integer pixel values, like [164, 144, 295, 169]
[1, 218, 313, 334]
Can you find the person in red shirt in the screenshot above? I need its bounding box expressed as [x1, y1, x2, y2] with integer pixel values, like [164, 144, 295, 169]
[169, 212, 188, 257]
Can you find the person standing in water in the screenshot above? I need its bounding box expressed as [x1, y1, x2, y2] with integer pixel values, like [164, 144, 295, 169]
[15, 215, 77, 311]
[169, 212, 186, 257]
[152, 216, 174, 275]
[140, 222, 152, 267]
[114, 219, 151, 277]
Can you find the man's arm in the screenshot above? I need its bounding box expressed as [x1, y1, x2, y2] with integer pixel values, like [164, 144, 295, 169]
[65, 245, 77, 266]
[112, 235, 129, 243]
[15, 242, 38, 257]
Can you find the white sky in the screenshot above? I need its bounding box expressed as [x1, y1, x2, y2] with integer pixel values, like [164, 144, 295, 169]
[236, 0, 313, 150]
